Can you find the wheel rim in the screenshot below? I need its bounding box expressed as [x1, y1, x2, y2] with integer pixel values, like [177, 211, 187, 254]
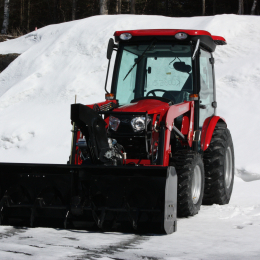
[191, 165, 202, 204]
[225, 147, 233, 189]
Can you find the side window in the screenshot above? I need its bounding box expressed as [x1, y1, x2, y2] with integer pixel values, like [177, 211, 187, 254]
[116, 50, 138, 105]
[199, 49, 214, 127]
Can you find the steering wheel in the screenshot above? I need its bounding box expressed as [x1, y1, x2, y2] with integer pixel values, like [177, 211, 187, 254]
[146, 89, 176, 103]
[146, 89, 167, 97]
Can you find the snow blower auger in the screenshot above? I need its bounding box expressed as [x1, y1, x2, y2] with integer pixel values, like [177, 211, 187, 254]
[0, 29, 234, 234]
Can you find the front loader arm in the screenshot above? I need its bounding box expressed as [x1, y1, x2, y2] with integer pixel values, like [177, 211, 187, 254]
[162, 101, 195, 166]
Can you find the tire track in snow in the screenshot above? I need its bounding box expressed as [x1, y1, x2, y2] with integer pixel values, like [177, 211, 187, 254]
[0, 226, 32, 257]
[0, 226, 27, 240]
[0, 226, 156, 259]
[0, 250, 32, 256]
[73, 234, 156, 260]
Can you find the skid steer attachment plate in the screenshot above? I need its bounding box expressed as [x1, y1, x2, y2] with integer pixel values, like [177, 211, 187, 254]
[0, 163, 177, 234]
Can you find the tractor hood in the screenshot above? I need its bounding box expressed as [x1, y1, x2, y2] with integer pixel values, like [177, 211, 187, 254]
[114, 98, 170, 114]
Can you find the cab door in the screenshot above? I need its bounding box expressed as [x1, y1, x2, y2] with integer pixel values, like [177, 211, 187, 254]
[199, 49, 215, 127]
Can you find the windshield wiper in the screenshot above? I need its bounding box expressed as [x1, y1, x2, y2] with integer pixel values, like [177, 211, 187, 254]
[123, 40, 156, 81]
[192, 39, 200, 60]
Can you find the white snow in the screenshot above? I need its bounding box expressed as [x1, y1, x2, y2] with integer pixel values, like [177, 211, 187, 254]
[0, 177, 259, 260]
[0, 14, 259, 177]
[0, 14, 260, 259]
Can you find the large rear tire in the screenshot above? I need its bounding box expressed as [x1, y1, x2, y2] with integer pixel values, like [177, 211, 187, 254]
[202, 123, 235, 205]
[171, 150, 205, 217]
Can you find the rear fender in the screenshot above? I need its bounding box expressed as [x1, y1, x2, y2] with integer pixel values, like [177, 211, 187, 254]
[201, 116, 226, 151]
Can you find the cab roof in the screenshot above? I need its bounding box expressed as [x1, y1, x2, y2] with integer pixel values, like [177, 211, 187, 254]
[114, 29, 226, 52]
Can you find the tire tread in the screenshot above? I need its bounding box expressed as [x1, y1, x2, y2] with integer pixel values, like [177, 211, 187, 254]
[171, 150, 204, 217]
[202, 123, 234, 205]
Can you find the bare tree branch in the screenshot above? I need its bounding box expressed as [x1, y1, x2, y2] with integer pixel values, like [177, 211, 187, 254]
[100, 0, 108, 15]
[72, 0, 76, 20]
[213, 0, 216, 15]
[116, 0, 121, 14]
[27, 0, 30, 31]
[251, 0, 258, 15]
[1, 0, 10, 34]
[131, 0, 136, 14]
[238, 0, 244, 15]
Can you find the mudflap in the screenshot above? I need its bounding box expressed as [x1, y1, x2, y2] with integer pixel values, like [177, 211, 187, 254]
[0, 163, 177, 234]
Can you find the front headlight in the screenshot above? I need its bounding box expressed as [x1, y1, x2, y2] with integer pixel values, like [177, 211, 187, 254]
[131, 117, 151, 132]
[109, 116, 120, 131]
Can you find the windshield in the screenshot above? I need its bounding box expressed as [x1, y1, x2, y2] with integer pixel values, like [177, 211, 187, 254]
[113, 43, 193, 106]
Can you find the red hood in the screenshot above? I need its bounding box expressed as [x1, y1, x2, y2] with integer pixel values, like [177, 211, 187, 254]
[114, 99, 170, 114]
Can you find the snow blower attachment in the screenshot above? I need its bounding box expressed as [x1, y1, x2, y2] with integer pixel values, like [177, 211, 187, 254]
[0, 163, 177, 233]
[0, 29, 234, 234]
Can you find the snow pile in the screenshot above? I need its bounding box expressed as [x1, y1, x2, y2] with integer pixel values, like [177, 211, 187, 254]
[0, 14, 260, 180]
[0, 14, 260, 260]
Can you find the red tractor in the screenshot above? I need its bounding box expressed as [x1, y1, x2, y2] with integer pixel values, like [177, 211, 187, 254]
[0, 29, 234, 234]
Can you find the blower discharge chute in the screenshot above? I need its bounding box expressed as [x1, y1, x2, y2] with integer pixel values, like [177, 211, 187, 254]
[0, 29, 234, 234]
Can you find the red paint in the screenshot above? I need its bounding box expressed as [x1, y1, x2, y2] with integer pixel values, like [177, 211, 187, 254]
[188, 102, 195, 147]
[151, 114, 160, 159]
[113, 99, 170, 115]
[165, 101, 191, 124]
[114, 29, 212, 37]
[201, 117, 211, 151]
[75, 130, 83, 165]
[163, 101, 194, 166]
[201, 116, 227, 151]
[212, 35, 227, 44]
[114, 29, 226, 44]
[181, 115, 189, 135]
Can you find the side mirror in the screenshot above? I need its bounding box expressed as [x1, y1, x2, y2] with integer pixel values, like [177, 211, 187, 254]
[173, 62, 191, 74]
[107, 38, 114, 60]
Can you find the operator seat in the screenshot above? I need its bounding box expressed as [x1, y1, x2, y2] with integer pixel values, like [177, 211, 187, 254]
[162, 91, 190, 104]
[162, 74, 192, 104]
[162, 74, 192, 131]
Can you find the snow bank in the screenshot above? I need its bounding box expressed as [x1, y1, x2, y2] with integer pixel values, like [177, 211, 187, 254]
[0, 14, 259, 180]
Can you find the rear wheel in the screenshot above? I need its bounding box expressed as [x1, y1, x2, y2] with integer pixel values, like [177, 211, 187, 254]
[171, 150, 205, 217]
[202, 123, 235, 205]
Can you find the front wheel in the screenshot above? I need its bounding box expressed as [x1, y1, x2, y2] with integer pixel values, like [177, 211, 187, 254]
[202, 123, 235, 205]
[170, 150, 205, 217]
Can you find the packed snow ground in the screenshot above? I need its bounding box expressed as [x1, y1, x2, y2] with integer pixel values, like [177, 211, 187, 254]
[0, 14, 259, 259]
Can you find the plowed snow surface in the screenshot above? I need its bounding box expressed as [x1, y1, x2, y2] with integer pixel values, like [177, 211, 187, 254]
[0, 179, 259, 260]
[0, 14, 259, 259]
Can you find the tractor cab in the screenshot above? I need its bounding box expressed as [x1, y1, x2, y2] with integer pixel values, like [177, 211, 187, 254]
[113, 41, 193, 105]
[107, 29, 226, 129]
